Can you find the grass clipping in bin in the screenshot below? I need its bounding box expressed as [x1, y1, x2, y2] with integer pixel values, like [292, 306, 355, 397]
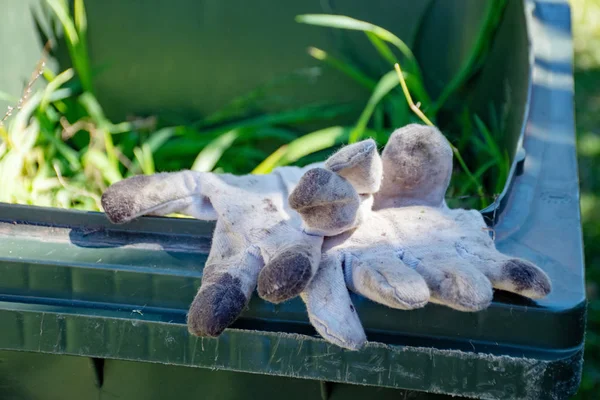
[0, 0, 510, 212]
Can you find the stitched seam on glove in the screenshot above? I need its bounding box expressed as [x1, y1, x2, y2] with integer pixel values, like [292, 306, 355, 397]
[455, 243, 496, 262]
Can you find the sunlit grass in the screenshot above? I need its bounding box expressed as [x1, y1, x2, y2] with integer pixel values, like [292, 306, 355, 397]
[0, 0, 512, 214]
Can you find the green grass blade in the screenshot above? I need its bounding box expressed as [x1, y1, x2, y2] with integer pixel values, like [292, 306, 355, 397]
[155, 136, 217, 159]
[474, 115, 502, 161]
[74, 0, 87, 37]
[296, 14, 416, 66]
[77, 92, 118, 169]
[78, 92, 107, 126]
[365, 32, 398, 65]
[308, 47, 377, 90]
[199, 68, 322, 127]
[40, 68, 74, 111]
[102, 130, 119, 170]
[157, 103, 357, 159]
[39, 128, 81, 170]
[73, 0, 93, 94]
[45, 0, 79, 45]
[429, 0, 508, 114]
[144, 126, 178, 151]
[46, 0, 94, 93]
[251, 145, 290, 174]
[473, 114, 508, 188]
[191, 129, 241, 172]
[10, 92, 42, 135]
[192, 102, 356, 131]
[44, 88, 76, 105]
[253, 126, 368, 174]
[452, 147, 485, 205]
[498, 150, 510, 193]
[363, 32, 432, 111]
[350, 70, 399, 143]
[134, 143, 155, 175]
[84, 149, 122, 184]
[457, 158, 496, 197]
[296, 14, 431, 105]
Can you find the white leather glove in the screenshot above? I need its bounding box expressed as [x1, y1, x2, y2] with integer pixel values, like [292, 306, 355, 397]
[100, 139, 382, 337]
[293, 124, 552, 350]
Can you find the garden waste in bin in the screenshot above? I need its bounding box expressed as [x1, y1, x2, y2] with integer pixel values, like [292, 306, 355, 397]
[0, 0, 585, 399]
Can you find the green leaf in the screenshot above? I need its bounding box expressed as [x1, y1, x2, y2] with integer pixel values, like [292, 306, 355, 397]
[191, 129, 241, 172]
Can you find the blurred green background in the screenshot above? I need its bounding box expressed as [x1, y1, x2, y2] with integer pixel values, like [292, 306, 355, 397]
[572, 0, 600, 397]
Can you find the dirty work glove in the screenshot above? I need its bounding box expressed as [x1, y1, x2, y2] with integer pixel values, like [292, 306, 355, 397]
[100, 139, 382, 337]
[293, 124, 552, 350]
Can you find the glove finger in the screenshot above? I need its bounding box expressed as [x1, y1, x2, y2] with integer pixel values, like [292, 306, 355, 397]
[300, 254, 367, 351]
[449, 208, 551, 299]
[457, 247, 552, 299]
[324, 139, 382, 194]
[490, 257, 551, 299]
[413, 257, 493, 311]
[344, 252, 429, 310]
[289, 168, 361, 236]
[375, 124, 453, 209]
[257, 233, 323, 303]
[101, 171, 216, 223]
[187, 222, 264, 337]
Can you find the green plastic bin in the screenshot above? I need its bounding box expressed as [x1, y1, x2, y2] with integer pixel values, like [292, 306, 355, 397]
[0, 0, 585, 399]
